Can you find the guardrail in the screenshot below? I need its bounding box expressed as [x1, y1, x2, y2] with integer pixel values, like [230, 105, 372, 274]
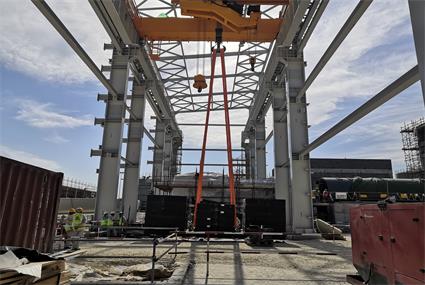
[149, 231, 179, 284]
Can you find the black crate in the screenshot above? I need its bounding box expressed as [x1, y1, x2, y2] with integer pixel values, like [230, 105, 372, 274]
[244, 199, 286, 232]
[145, 195, 188, 230]
[196, 200, 235, 231]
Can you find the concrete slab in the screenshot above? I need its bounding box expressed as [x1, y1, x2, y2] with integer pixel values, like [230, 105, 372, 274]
[70, 236, 355, 284]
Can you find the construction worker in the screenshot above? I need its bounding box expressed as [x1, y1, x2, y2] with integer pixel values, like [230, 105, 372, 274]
[114, 212, 127, 237]
[64, 208, 76, 234]
[100, 212, 113, 236]
[75, 207, 87, 226]
[110, 211, 117, 236]
[117, 212, 126, 226]
[64, 208, 82, 250]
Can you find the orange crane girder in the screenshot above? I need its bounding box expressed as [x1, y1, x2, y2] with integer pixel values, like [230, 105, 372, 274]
[171, 0, 289, 5]
[132, 17, 282, 42]
[178, 0, 261, 32]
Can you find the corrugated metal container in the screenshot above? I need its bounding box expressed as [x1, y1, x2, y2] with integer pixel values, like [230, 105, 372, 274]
[0, 156, 63, 253]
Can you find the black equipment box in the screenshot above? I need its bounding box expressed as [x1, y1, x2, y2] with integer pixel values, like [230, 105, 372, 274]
[244, 199, 286, 232]
[196, 200, 235, 231]
[144, 195, 188, 230]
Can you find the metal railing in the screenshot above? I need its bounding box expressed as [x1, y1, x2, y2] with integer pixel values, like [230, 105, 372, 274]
[150, 231, 180, 284]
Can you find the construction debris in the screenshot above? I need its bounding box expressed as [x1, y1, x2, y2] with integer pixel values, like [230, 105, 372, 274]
[0, 248, 70, 284]
[315, 219, 346, 240]
[123, 263, 174, 280]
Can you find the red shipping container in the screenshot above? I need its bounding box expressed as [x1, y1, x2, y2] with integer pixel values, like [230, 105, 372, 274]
[0, 157, 63, 253]
[350, 202, 425, 284]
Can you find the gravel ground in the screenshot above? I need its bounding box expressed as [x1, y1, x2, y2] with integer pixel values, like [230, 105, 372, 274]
[70, 235, 356, 284]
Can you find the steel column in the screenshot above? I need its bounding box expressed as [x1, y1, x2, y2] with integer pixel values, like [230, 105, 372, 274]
[286, 55, 314, 233]
[122, 82, 146, 223]
[241, 131, 251, 179]
[271, 86, 291, 230]
[95, 51, 130, 219]
[162, 121, 173, 182]
[255, 118, 267, 179]
[408, 0, 425, 104]
[152, 119, 165, 183]
[249, 130, 256, 180]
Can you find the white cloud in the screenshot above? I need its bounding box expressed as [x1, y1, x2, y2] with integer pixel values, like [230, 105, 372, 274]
[304, 0, 417, 125]
[15, 99, 92, 128]
[0, 0, 110, 84]
[44, 134, 70, 144]
[0, 145, 61, 171]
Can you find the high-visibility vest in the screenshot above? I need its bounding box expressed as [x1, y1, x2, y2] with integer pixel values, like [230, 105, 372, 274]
[64, 214, 76, 232]
[73, 213, 82, 228]
[101, 218, 113, 227]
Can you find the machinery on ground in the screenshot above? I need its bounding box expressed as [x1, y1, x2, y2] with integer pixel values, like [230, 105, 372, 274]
[348, 202, 425, 285]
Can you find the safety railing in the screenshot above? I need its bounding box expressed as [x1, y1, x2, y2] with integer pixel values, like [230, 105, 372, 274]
[149, 231, 179, 284]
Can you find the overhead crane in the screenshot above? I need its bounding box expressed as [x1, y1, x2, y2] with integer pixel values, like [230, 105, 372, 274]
[130, 0, 285, 42]
[129, 0, 289, 228]
[31, 0, 425, 235]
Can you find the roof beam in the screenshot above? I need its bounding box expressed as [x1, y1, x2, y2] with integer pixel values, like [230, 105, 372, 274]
[158, 50, 268, 61]
[299, 65, 419, 156]
[163, 72, 261, 83]
[179, 123, 246, 127]
[297, 0, 329, 51]
[181, 148, 244, 151]
[31, 0, 118, 98]
[170, 90, 253, 99]
[296, 0, 373, 99]
[408, 0, 425, 103]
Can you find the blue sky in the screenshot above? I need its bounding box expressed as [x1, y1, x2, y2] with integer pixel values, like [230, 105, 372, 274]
[0, 0, 424, 186]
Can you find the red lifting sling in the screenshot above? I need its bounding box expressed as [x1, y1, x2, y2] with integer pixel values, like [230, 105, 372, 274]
[193, 48, 237, 228]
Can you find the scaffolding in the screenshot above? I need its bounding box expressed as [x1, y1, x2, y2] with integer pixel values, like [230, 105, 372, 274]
[400, 117, 425, 178]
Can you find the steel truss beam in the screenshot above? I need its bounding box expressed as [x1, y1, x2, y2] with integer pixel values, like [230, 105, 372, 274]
[163, 73, 261, 83]
[300, 65, 420, 156]
[136, 1, 282, 114]
[244, 0, 312, 133]
[159, 50, 268, 61]
[170, 91, 252, 99]
[179, 123, 246, 127]
[89, 0, 180, 132]
[180, 148, 244, 152]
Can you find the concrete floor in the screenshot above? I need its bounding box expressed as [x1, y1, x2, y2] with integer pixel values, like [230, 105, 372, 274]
[70, 235, 356, 284]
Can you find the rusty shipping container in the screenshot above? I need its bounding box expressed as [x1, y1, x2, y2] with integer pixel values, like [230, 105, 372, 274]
[0, 156, 63, 253]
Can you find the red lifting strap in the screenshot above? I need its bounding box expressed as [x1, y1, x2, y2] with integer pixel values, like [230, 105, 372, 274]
[193, 48, 237, 228]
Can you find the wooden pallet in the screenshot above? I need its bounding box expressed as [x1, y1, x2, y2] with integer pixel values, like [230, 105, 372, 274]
[0, 260, 69, 285]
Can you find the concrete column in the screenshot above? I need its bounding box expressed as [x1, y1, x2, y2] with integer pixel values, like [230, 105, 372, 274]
[408, 0, 425, 104]
[255, 118, 267, 179]
[286, 55, 314, 233]
[271, 86, 291, 231]
[122, 82, 146, 223]
[152, 119, 165, 183]
[95, 51, 130, 220]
